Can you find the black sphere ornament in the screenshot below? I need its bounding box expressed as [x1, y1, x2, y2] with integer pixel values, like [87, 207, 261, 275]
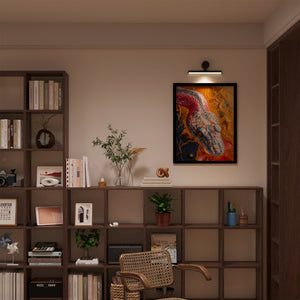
[201, 61, 210, 71]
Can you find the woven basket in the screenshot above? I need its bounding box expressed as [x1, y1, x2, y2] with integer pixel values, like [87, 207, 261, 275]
[110, 283, 140, 300]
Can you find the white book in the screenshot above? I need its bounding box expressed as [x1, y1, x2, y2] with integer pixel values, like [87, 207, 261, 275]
[15, 272, 20, 300]
[33, 80, 39, 110]
[13, 120, 22, 149]
[83, 155, 91, 188]
[143, 177, 171, 181]
[73, 274, 78, 300]
[0, 119, 8, 149]
[20, 272, 24, 300]
[140, 182, 173, 187]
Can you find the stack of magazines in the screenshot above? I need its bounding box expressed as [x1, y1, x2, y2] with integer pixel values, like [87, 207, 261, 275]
[140, 177, 172, 187]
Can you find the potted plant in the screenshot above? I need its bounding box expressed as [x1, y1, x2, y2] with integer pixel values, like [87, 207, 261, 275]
[75, 229, 100, 259]
[149, 192, 176, 226]
[92, 124, 146, 186]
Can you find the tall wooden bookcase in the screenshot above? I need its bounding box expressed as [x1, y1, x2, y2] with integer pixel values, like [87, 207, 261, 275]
[0, 71, 263, 299]
[267, 20, 300, 300]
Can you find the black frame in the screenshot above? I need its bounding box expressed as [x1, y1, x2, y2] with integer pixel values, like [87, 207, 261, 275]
[173, 83, 237, 163]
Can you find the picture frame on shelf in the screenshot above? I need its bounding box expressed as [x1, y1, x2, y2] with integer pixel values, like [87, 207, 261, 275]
[0, 198, 17, 226]
[75, 203, 93, 226]
[173, 83, 237, 163]
[36, 166, 63, 187]
[36, 206, 63, 226]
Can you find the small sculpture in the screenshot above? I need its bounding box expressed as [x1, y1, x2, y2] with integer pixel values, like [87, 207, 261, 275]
[156, 168, 169, 178]
[7, 242, 19, 264]
[0, 233, 12, 264]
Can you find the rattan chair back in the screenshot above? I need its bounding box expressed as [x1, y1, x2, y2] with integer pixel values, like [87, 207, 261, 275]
[119, 250, 174, 292]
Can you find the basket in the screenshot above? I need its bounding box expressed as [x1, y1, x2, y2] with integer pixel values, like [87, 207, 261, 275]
[110, 283, 140, 300]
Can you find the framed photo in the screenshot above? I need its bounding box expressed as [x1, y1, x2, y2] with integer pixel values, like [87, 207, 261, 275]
[75, 203, 93, 226]
[36, 206, 63, 226]
[174, 83, 237, 163]
[0, 198, 17, 226]
[37, 166, 63, 187]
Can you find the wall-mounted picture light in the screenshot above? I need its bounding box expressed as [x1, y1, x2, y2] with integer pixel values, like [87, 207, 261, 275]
[188, 61, 222, 75]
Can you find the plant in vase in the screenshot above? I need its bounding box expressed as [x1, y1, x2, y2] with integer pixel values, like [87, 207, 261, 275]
[92, 124, 146, 186]
[149, 192, 176, 226]
[75, 229, 100, 261]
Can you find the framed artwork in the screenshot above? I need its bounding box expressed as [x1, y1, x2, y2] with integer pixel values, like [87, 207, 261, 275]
[36, 206, 63, 226]
[173, 83, 237, 163]
[0, 198, 17, 226]
[36, 166, 63, 187]
[75, 203, 93, 226]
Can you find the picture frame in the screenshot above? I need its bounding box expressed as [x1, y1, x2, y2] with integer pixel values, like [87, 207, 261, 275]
[74, 203, 93, 226]
[0, 198, 17, 226]
[36, 166, 63, 187]
[173, 83, 237, 163]
[36, 206, 63, 226]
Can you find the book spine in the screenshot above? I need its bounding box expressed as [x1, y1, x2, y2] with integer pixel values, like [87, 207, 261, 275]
[66, 159, 70, 187]
[29, 80, 34, 110]
[48, 80, 54, 110]
[83, 275, 88, 300]
[54, 82, 59, 110]
[73, 274, 78, 300]
[78, 274, 83, 300]
[92, 275, 97, 300]
[88, 274, 93, 300]
[0, 119, 8, 149]
[44, 82, 49, 110]
[39, 80, 44, 110]
[20, 272, 24, 300]
[68, 274, 73, 300]
[9, 119, 14, 149]
[58, 82, 62, 109]
[97, 275, 102, 300]
[33, 80, 39, 110]
[13, 120, 22, 149]
[71, 159, 77, 188]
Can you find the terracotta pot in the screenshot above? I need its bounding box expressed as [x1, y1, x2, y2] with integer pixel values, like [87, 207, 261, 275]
[155, 213, 170, 226]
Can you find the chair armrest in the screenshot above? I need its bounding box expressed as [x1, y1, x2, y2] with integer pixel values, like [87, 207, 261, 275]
[119, 271, 152, 290]
[174, 264, 212, 281]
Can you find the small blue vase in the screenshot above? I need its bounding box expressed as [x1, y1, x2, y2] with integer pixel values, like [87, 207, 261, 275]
[227, 212, 236, 226]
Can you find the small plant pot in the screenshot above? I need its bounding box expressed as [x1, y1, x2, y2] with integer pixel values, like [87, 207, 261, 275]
[155, 213, 170, 226]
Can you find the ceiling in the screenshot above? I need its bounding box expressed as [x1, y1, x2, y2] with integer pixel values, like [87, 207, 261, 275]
[0, 0, 285, 24]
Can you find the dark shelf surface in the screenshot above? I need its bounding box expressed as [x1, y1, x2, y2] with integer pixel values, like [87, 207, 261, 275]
[223, 224, 260, 229]
[26, 109, 63, 114]
[67, 262, 105, 269]
[223, 261, 260, 268]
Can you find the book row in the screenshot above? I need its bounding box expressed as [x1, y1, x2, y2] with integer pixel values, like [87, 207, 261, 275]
[29, 80, 63, 110]
[68, 273, 102, 300]
[0, 271, 24, 300]
[0, 119, 22, 149]
[66, 156, 91, 188]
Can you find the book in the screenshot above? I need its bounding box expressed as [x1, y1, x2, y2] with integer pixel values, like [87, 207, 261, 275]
[28, 257, 62, 263]
[54, 82, 59, 110]
[49, 80, 54, 110]
[44, 81, 49, 110]
[88, 274, 93, 300]
[68, 274, 73, 300]
[97, 274, 102, 300]
[78, 273, 83, 300]
[29, 80, 34, 109]
[83, 155, 91, 188]
[33, 80, 39, 110]
[93, 275, 97, 300]
[83, 275, 88, 300]
[13, 120, 22, 149]
[39, 80, 44, 110]
[58, 82, 62, 109]
[73, 274, 78, 300]
[0, 119, 8, 149]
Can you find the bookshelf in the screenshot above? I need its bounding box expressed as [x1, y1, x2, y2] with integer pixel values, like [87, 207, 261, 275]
[267, 20, 300, 300]
[0, 71, 263, 299]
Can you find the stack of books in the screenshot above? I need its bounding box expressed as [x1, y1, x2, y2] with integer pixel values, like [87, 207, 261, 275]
[0, 119, 22, 149]
[66, 155, 90, 187]
[0, 271, 24, 300]
[28, 243, 62, 266]
[28, 80, 62, 110]
[68, 273, 102, 300]
[140, 177, 172, 187]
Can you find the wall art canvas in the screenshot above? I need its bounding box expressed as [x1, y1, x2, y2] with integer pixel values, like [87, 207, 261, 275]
[174, 83, 237, 163]
[0, 198, 17, 226]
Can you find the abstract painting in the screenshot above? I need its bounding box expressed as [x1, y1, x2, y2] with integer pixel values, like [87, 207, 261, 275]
[173, 83, 237, 163]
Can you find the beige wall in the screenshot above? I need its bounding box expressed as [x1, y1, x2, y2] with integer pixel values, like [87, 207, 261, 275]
[0, 48, 266, 188]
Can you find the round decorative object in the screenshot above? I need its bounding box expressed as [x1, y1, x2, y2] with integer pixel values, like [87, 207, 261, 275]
[41, 177, 59, 187]
[36, 129, 55, 148]
[156, 168, 169, 178]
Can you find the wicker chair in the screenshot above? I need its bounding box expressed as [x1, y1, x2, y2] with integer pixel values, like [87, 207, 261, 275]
[119, 250, 211, 299]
